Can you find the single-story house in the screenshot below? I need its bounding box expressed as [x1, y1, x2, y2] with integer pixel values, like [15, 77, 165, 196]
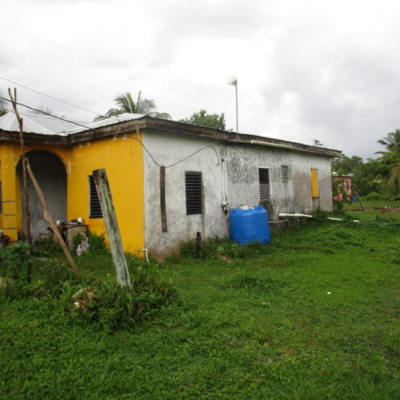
[332, 172, 353, 202]
[0, 112, 340, 258]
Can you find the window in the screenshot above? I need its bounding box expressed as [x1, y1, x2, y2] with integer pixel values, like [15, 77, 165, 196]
[185, 172, 203, 215]
[88, 175, 103, 218]
[259, 168, 270, 201]
[282, 165, 289, 183]
[0, 182, 2, 215]
[311, 169, 319, 198]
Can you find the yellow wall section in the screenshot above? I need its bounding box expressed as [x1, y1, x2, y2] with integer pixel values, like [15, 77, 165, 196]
[311, 168, 319, 198]
[68, 133, 145, 254]
[0, 134, 144, 253]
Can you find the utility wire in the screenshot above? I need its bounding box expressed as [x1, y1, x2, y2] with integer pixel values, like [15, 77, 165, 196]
[0, 96, 95, 132]
[0, 76, 102, 116]
[0, 96, 220, 168]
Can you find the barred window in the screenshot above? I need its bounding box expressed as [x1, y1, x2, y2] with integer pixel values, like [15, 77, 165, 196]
[185, 172, 203, 215]
[88, 175, 102, 218]
[259, 168, 270, 201]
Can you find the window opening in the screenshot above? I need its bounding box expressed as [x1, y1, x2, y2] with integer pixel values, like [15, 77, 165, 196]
[185, 172, 203, 215]
[259, 168, 270, 201]
[89, 175, 103, 218]
[282, 165, 289, 183]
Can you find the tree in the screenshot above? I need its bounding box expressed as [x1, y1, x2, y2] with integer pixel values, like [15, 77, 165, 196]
[331, 154, 363, 174]
[179, 109, 227, 130]
[376, 129, 400, 155]
[94, 91, 171, 122]
[0, 90, 8, 117]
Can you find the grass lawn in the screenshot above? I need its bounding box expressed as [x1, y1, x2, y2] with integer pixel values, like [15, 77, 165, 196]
[1, 215, 400, 399]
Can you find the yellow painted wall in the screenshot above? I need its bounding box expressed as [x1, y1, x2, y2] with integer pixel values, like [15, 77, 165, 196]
[0, 133, 144, 253]
[67, 132, 145, 254]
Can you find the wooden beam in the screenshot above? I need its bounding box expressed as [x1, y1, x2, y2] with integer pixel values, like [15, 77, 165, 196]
[92, 169, 132, 291]
[160, 166, 168, 233]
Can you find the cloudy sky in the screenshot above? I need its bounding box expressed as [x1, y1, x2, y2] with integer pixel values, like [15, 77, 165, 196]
[1, 0, 400, 159]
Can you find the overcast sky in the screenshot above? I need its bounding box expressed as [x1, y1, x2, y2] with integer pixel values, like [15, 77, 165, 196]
[1, 0, 400, 159]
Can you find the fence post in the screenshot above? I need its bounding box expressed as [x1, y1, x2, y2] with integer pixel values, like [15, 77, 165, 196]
[92, 169, 132, 291]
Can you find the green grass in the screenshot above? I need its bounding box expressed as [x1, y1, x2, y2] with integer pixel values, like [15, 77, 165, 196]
[1, 217, 400, 399]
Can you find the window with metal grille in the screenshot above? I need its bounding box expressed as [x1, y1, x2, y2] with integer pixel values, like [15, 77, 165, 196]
[185, 172, 203, 215]
[259, 168, 270, 201]
[0, 182, 2, 214]
[88, 175, 103, 218]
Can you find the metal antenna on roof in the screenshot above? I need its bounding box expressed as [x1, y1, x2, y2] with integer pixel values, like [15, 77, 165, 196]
[227, 76, 238, 134]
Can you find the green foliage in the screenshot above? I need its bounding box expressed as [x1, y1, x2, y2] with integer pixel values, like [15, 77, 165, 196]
[332, 154, 363, 174]
[95, 91, 171, 121]
[3, 218, 400, 398]
[86, 231, 107, 253]
[0, 241, 33, 279]
[364, 192, 387, 201]
[179, 109, 227, 130]
[67, 267, 178, 332]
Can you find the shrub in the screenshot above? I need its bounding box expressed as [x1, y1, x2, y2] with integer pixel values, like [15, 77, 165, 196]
[364, 192, 387, 201]
[66, 266, 178, 332]
[0, 241, 33, 279]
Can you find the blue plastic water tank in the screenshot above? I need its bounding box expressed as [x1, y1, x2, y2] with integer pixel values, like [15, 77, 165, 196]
[230, 205, 271, 245]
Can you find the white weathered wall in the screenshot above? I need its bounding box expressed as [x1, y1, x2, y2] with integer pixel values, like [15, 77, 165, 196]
[226, 144, 333, 219]
[142, 130, 228, 258]
[143, 131, 334, 258]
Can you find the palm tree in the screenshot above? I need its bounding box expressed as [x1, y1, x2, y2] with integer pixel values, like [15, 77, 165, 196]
[376, 129, 400, 155]
[94, 91, 171, 121]
[0, 90, 9, 117]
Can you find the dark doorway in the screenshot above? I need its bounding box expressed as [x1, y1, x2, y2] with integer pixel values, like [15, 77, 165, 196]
[16, 150, 67, 240]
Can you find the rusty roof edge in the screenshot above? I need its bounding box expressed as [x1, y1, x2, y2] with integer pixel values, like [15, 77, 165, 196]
[0, 116, 342, 157]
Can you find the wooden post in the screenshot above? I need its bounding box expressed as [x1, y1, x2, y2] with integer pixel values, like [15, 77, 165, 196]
[160, 166, 168, 232]
[8, 88, 81, 280]
[92, 169, 132, 291]
[9, 89, 33, 282]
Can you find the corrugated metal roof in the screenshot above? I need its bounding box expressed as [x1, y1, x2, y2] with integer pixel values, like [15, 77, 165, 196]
[0, 111, 82, 135]
[0, 112, 146, 136]
[67, 113, 146, 134]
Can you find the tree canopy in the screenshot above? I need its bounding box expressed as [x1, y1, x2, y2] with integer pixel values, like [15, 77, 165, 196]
[179, 109, 227, 130]
[94, 91, 171, 122]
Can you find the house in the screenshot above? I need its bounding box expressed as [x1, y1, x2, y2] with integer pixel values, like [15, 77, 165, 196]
[0, 112, 341, 258]
[332, 172, 353, 202]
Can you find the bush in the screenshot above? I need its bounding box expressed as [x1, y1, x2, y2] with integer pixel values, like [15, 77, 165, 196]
[364, 192, 387, 201]
[65, 266, 178, 332]
[0, 241, 33, 279]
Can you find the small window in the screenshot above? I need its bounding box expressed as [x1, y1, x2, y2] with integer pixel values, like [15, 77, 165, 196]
[0, 182, 2, 215]
[88, 175, 103, 218]
[185, 172, 203, 215]
[259, 168, 270, 201]
[311, 169, 319, 198]
[282, 165, 289, 183]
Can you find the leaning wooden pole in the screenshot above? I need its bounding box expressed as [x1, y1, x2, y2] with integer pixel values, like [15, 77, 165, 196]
[8, 88, 81, 280]
[8, 89, 33, 282]
[92, 169, 132, 291]
[352, 188, 365, 211]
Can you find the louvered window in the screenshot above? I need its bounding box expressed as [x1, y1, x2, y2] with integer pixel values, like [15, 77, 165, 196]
[185, 172, 203, 215]
[89, 175, 103, 218]
[282, 165, 289, 183]
[259, 168, 270, 201]
[0, 182, 2, 214]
